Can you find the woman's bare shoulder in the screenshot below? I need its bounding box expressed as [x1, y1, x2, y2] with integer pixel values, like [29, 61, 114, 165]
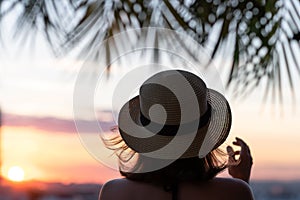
[211, 177, 249, 185]
[99, 179, 126, 200]
[100, 178, 144, 189]
[99, 178, 131, 192]
[99, 179, 158, 200]
[208, 178, 254, 199]
[99, 178, 254, 200]
[99, 178, 174, 200]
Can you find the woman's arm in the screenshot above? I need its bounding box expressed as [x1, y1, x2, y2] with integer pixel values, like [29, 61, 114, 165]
[227, 137, 253, 183]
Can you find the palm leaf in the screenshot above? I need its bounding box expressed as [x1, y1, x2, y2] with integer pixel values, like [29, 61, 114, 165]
[1, 0, 300, 103]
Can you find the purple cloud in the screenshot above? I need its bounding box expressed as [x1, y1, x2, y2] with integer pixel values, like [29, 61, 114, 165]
[2, 111, 117, 133]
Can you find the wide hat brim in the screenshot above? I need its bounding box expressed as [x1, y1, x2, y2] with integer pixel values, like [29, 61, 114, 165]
[118, 89, 232, 159]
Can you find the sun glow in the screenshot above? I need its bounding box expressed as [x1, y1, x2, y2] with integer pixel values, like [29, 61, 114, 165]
[7, 166, 25, 182]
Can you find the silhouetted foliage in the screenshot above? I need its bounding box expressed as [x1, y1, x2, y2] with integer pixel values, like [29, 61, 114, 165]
[0, 0, 300, 101]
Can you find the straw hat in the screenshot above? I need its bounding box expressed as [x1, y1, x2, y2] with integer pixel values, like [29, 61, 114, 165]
[118, 70, 231, 159]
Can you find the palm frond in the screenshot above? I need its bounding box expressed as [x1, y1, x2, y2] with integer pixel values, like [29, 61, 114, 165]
[1, 0, 300, 103]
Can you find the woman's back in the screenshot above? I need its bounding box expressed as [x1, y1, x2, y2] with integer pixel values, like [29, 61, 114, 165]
[99, 178, 254, 200]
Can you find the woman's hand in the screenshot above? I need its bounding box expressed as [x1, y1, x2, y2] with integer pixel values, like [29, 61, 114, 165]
[227, 137, 253, 183]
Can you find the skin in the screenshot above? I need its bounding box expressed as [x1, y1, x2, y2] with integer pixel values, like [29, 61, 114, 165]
[99, 138, 254, 200]
[227, 137, 253, 183]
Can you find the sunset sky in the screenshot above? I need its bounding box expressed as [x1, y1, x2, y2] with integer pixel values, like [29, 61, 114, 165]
[1, 13, 300, 184]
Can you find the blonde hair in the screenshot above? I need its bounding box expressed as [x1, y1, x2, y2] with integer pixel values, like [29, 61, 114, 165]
[102, 126, 228, 185]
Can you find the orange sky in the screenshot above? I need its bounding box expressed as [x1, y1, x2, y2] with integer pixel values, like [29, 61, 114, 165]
[1, 19, 300, 184]
[1, 61, 300, 183]
[2, 126, 120, 184]
[2, 102, 300, 184]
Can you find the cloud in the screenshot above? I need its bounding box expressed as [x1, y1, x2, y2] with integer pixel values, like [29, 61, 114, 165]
[2, 111, 116, 133]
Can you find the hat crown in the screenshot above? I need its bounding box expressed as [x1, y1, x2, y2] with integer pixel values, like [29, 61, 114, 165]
[118, 69, 232, 159]
[139, 70, 208, 125]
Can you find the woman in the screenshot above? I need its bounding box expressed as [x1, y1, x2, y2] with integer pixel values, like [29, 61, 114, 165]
[99, 70, 254, 200]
